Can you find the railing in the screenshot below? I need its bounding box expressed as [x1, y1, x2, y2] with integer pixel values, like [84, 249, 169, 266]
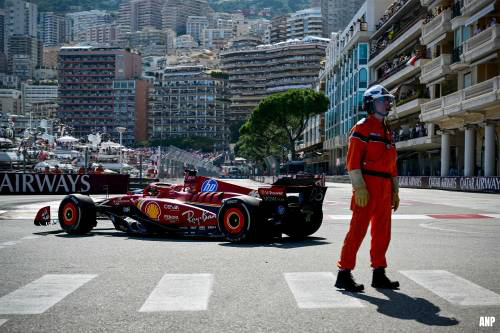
[423, 76, 500, 117]
[463, 0, 491, 15]
[370, 14, 425, 59]
[464, 25, 499, 53]
[421, 98, 442, 114]
[421, 8, 452, 39]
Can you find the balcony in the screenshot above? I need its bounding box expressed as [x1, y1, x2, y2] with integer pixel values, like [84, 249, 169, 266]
[420, 54, 452, 84]
[391, 97, 431, 119]
[369, 19, 424, 67]
[421, 76, 500, 122]
[376, 58, 429, 88]
[395, 134, 440, 150]
[462, 0, 494, 17]
[420, 8, 452, 45]
[462, 25, 500, 63]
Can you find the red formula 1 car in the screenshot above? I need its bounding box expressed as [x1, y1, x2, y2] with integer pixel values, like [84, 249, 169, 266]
[34, 171, 327, 242]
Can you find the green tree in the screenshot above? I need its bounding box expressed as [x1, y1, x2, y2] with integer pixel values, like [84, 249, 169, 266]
[237, 89, 328, 162]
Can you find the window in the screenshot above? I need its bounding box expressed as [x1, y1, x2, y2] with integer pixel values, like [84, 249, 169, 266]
[359, 68, 368, 88]
[358, 43, 368, 65]
[463, 72, 472, 88]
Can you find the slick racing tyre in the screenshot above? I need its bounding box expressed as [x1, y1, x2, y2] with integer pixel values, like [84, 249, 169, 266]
[218, 203, 253, 243]
[58, 194, 97, 235]
[284, 208, 323, 239]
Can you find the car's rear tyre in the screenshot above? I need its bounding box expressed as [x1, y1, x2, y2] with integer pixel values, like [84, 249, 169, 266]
[218, 203, 253, 242]
[58, 194, 96, 235]
[284, 208, 323, 239]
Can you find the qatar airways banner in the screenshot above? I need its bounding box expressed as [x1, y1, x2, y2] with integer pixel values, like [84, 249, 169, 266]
[0, 173, 129, 194]
[399, 176, 500, 194]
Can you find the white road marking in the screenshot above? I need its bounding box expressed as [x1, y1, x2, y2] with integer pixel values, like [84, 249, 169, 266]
[0, 274, 97, 314]
[285, 272, 364, 308]
[328, 214, 433, 220]
[400, 270, 500, 306]
[419, 222, 485, 234]
[0, 210, 6, 215]
[483, 214, 500, 219]
[0, 319, 7, 327]
[0, 241, 18, 246]
[139, 273, 213, 312]
[20, 235, 41, 240]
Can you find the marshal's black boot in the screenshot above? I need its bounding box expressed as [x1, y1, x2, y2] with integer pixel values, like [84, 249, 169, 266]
[335, 270, 364, 292]
[371, 267, 400, 289]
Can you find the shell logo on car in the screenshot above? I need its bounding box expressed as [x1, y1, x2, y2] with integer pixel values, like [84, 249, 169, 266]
[145, 202, 161, 220]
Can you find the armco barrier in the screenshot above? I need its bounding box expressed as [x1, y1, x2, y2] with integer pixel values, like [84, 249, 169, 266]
[0, 173, 129, 194]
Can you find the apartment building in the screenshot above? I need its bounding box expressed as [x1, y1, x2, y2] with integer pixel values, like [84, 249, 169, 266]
[367, 0, 436, 176]
[58, 46, 148, 145]
[419, 0, 500, 177]
[148, 65, 229, 148]
[77, 25, 119, 45]
[186, 16, 209, 43]
[270, 15, 288, 44]
[201, 29, 233, 50]
[321, 0, 365, 37]
[287, 8, 323, 40]
[66, 10, 112, 42]
[220, 36, 328, 122]
[21, 82, 58, 113]
[118, 0, 163, 34]
[323, 0, 391, 174]
[40, 12, 71, 47]
[161, 0, 213, 35]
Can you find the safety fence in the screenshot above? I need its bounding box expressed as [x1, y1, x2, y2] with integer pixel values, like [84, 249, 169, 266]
[0, 173, 129, 194]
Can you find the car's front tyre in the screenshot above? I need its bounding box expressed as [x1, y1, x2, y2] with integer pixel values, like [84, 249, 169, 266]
[58, 194, 96, 235]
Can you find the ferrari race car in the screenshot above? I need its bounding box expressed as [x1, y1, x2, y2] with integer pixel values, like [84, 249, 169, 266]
[34, 171, 327, 242]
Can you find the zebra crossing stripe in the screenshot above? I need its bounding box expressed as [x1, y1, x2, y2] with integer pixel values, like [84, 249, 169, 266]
[20, 235, 41, 240]
[400, 270, 500, 306]
[0, 319, 7, 327]
[285, 272, 364, 308]
[0, 274, 97, 314]
[139, 273, 213, 312]
[0, 241, 18, 246]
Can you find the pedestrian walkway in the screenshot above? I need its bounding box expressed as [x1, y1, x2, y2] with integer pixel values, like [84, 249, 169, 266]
[0, 271, 498, 315]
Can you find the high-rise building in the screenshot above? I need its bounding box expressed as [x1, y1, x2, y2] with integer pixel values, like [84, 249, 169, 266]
[148, 65, 229, 148]
[77, 25, 119, 45]
[323, 0, 392, 174]
[4, 0, 38, 38]
[201, 28, 233, 50]
[270, 15, 288, 44]
[66, 10, 112, 42]
[418, 0, 500, 177]
[321, 0, 364, 37]
[186, 16, 209, 43]
[368, 0, 431, 177]
[220, 36, 328, 122]
[21, 82, 58, 114]
[161, 0, 213, 35]
[287, 8, 323, 40]
[0, 10, 7, 73]
[118, 0, 163, 34]
[7, 35, 41, 78]
[40, 12, 72, 47]
[58, 46, 149, 145]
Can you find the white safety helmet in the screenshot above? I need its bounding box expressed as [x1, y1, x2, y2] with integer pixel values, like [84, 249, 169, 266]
[363, 84, 394, 114]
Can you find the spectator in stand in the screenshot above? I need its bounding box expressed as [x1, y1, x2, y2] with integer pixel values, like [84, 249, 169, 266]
[95, 165, 105, 174]
[52, 165, 62, 174]
[43, 166, 50, 174]
[78, 166, 85, 174]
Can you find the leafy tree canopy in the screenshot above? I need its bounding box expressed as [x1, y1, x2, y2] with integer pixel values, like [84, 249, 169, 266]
[236, 89, 329, 163]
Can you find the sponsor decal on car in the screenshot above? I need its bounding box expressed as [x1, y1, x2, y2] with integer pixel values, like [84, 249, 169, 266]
[163, 214, 180, 223]
[163, 204, 180, 211]
[182, 210, 217, 225]
[258, 186, 286, 202]
[201, 179, 218, 192]
[144, 201, 161, 220]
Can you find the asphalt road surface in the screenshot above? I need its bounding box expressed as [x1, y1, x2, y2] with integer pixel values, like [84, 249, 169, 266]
[0, 179, 499, 332]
